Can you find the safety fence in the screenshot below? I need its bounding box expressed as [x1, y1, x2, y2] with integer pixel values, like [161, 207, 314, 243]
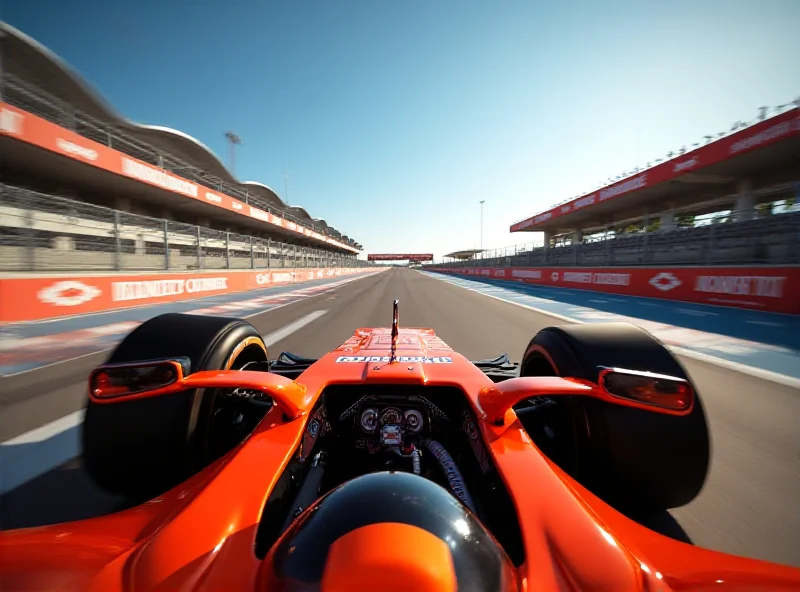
[0, 185, 373, 273]
[433, 206, 800, 268]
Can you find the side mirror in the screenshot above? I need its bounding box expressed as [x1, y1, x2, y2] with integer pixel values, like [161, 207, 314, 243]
[88, 360, 309, 419]
[478, 369, 694, 425]
[598, 367, 693, 412]
[89, 358, 189, 400]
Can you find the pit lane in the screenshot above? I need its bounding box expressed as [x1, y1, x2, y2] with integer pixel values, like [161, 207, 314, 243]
[1, 267, 798, 569]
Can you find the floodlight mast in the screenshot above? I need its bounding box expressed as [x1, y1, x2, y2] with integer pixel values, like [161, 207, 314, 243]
[390, 299, 399, 363]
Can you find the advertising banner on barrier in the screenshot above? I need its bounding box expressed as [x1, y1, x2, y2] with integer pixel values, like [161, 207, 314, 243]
[0, 268, 380, 323]
[511, 108, 800, 231]
[434, 266, 800, 314]
[0, 103, 358, 253]
[367, 254, 434, 261]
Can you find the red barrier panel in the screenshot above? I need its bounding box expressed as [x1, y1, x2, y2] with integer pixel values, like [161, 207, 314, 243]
[0, 103, 358, 253]
[434, 266, 800, 314]
[0, 268, 380, 323]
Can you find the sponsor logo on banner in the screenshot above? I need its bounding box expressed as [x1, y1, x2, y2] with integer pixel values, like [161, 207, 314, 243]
[0, 108, 24, 135]
[551, 272, 560, 282]
[249, 206, 270, 222]
[272, 272, 294, 282]
[232, 201, 244, 211]
[534, 212, 552, 224]
[731, 122, 793, 154]
[111, 277, 228, 302]
[695, 275, 785, 298]
[255, 273, 271, 285]
[121, 158, 198, 198]
[512, 270, 541, 279]
[674, 157, 698, 173]
[650, 272, 682, 291]
[599, 174, 647, 201]
[561, 205, 571, 213]
[37, 281, 101, 306]
[573, 194, 596, 210]
[592, 273, 630, 286]
[205, 192, 223, 204]
[562, 272, 630, 285]
[564, 272, 592, 283]
[492, 269, 505, 278]
[56, 138, 98, 161]
[480, 269, 490, 276]
[335, 356, 453, 364]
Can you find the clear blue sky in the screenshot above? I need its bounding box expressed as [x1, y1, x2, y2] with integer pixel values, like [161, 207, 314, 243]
[4, 0, 799, 258]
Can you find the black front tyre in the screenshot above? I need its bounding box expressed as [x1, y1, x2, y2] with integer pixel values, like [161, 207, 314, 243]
[82, 313, 269, 499]
[518, 322, 710, 511]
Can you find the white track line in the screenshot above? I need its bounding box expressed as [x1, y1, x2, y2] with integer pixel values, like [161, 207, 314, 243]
[0, 311, 328, 495]
[422, 272, 800, 390]
[261, 310, 327, 346]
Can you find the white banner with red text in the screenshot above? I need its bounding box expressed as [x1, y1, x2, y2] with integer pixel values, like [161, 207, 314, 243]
[432, 266, 800, 315]
[0, 268, 382, 323]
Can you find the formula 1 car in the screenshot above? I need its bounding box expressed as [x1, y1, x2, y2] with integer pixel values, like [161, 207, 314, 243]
[2, 301, 799, 591]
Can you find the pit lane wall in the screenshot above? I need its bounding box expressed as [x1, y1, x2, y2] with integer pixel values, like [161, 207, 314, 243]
[430, 266, 800, 315]
[0, 267, 383, 323]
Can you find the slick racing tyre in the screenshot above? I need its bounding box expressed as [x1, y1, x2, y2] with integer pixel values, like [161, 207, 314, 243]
[518, 322, 710, 511]
[83, 313, 269, 499]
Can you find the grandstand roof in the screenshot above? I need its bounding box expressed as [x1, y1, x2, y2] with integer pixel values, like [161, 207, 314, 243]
[511, 107, 800, 234]
[444, 249, 483, 260]
[0, 21, 350, 245]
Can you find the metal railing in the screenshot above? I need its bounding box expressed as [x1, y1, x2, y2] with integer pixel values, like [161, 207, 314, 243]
[0, 185, 374, 272]
[428, 207, 800, 269]
[1, 73, 359, 248]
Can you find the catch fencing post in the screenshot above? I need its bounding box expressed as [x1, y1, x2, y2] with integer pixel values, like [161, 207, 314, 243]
[163, 220, 170, 270]
[225, 232, 231, 269]
[24, 208, 35, 271]
[113, 210, 122, 271]
[250, 236, 255, 269]
[196, 226, 202, 269]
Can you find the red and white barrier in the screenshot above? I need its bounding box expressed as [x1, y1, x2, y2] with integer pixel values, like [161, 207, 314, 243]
[0, 268, 382, 323]
[433, 266, 800, 315]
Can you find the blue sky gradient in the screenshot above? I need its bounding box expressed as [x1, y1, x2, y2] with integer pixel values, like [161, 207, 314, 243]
[4, 0, 799, 258]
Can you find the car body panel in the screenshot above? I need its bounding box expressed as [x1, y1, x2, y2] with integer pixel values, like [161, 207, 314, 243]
[1, 327, 799, 591]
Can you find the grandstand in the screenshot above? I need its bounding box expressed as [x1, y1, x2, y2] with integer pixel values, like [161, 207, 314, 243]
[433, 102, 799, 270]
[0, 21, 364, 272]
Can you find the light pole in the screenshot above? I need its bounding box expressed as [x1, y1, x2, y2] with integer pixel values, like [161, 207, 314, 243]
[225, 131, 242, 176]
[479, 200, 485, 252]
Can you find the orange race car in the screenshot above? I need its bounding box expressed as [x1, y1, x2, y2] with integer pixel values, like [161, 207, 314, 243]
[2, 301, 799, 591]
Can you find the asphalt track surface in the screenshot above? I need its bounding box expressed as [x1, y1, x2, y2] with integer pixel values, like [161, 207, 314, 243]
[1, 268, 798, 569]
